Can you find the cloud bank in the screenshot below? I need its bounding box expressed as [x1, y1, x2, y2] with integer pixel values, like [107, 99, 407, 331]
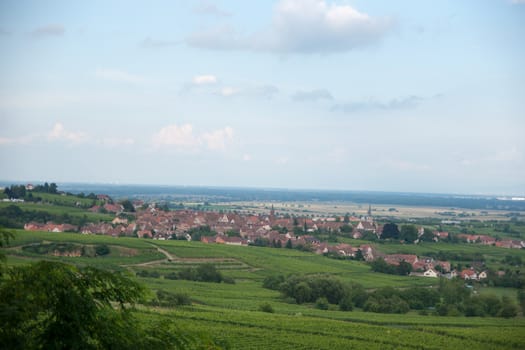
[153, 124, 234, 151]
[187, 0, 393, 54]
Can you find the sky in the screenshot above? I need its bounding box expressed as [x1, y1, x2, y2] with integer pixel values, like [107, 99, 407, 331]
[0, 0, 524, 195]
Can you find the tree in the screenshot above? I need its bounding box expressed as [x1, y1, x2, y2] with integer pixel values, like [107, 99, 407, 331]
[370, 258, 395, 274]
[0, 261, 146, 349]
[120, 199, 135, 212]
[293, 282, 312, 304]
[499, 296, 518, 318]
[354, 249, 364, 261]
[196, 263, 222, 283]
[49, 182, 58, 194]
[400, 225, 418, 243]
[381, 223, 399, 239]
[518, 289, 525, 315]
[343, 213, 350, 223]
[340, 224, 353, 233]
[397, 260, 413, 275]
[0, 261, 222, 349]
[0, 228, 14, 274]
[420, 228, 435, 242]
[4, 185, 26, 199]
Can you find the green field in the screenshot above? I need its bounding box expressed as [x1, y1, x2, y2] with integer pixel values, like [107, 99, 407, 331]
[0, 201, 113, 222]
[2, 230, 525, 349]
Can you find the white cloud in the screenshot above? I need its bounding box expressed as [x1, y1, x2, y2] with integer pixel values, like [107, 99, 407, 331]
[243, 154, 252, 161]
[332, 95, 425, 113]
[95, 68, 145, 84]
[153, 124, 234, 152]
[47, 122, 87, 143]
[202, 127, 234, 150]
[192, 75, 218, 85]
[30, 24, 65, 37]
[187, 0, 392, 54]
[153, 124, 199, 149]
[0, 135, 35, 145]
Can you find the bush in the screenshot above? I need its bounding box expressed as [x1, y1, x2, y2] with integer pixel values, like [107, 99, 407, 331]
[339, 295, 353, 311]
[196, 263, 222, 283]
[95, 244, 110, 256]
[177, 264, 223, 283]
[364, 294, 409, 314]
[136, 270, 160, 278]
[222, 276, 236, 284]
[263, 275, 285, 290]
[164, 272, 179, 280]
[315, 297, 329, 310]
[259, 303, 274, 313]
[154, 290, 191, 307]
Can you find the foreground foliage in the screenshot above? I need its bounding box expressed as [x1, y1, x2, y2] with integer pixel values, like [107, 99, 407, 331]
[2, 230, 525, 349]
[0, 261, 222, 349]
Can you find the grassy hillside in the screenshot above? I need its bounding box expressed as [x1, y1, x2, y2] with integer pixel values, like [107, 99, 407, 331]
[2, 230, 525, 349]
[0, 201, 113, 223]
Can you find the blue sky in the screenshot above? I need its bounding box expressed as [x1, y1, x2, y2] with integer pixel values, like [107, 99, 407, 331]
[1, 0, 524, 195]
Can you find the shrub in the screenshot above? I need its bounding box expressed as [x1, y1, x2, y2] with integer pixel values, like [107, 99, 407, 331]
[259, 303, 274, 313]
[262, 275, 285, 290]
[315, 297, 329, 310]
[339, 295, 353, 311]
[95, 244, 110, 256]
[222, 276, 236, 284]
[164, 272, 179, 280]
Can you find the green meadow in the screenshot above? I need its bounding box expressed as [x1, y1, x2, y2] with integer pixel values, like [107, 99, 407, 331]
[3, 230, 525, 349]
[0, 201, 113, 222]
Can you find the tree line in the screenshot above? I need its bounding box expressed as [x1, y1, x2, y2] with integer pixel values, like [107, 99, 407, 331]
[263, 273, 522, 317]
[0, 205, 91, 228]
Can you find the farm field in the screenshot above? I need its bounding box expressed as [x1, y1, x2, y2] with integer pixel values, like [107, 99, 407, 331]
[3, 230, 525, 349]
[219, 201, 519, 221]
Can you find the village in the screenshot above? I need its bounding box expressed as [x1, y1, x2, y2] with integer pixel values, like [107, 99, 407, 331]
[21, 195, 522, 281]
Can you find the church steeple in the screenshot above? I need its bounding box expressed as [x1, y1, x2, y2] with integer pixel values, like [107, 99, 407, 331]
[367, 204, 372, 216]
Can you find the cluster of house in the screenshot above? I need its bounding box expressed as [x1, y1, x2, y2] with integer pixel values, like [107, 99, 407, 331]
[457, 234, 524, 249]
[24, 222, 77, 233]
[24, 202, 511, 280]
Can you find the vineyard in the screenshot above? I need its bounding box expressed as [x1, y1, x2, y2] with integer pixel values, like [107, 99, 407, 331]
[3, 230, 525, 349]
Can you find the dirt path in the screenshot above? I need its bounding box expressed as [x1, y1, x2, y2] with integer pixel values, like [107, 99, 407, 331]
[148, 243, 176, 261]
[126, 243, 261, 271]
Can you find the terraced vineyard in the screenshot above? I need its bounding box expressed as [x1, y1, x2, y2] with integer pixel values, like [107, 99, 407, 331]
[3, 230, 525, 349]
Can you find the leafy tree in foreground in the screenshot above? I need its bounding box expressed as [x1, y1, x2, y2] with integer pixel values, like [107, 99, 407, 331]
[0, 261, 219, 349]
[0, 228, 14, 275]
